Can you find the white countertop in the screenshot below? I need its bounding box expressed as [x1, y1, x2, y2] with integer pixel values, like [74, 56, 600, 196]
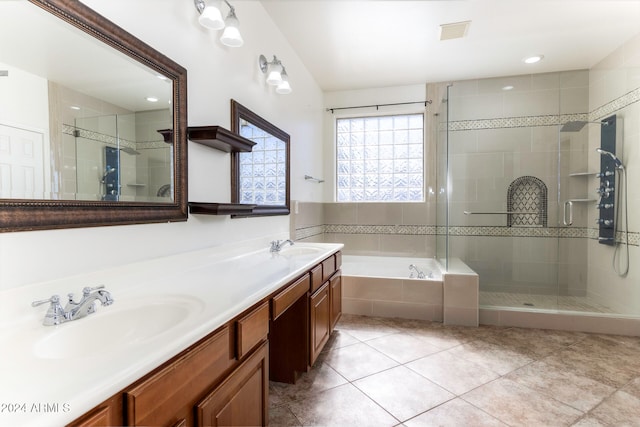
[0, 240, 343, 427]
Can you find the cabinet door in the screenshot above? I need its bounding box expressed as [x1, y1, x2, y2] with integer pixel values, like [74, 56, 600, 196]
[196, 341, 269, 427]
[330, 272, 342, 331]
[67, 394, 123, 427]
[310, 282, 330, 366]
[125, 326, 234, 426]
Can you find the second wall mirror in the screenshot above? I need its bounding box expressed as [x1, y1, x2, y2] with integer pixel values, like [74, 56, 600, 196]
[230, 100, 290, 217]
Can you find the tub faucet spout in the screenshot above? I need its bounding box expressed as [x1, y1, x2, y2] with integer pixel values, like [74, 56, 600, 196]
[270, 239, 294, 252]
[409, 264, 426, 279]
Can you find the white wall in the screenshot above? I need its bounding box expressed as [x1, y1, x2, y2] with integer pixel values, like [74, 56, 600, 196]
[0, 0, 324, 290]
[0, 63, 48, 131]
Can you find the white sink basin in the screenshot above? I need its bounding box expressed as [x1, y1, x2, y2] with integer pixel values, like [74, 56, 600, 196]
[277, 246, 324, 256]
[33, 295, 204, 359]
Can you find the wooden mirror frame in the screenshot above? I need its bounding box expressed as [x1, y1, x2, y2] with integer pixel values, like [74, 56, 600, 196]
[0, 0, 188, 232]
[231, 100, 290, 217]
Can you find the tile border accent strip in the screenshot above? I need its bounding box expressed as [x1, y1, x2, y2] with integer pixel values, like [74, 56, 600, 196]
[447, 113, 588, 131]
[591, 87, 640, 120]
[294, 225, 325, 240]
[446, 87, 640, 132]
[310, 224, 639, 246]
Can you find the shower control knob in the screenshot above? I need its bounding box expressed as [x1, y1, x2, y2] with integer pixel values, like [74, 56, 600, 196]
[596, 218, 613, 226]
[596, 203, 614, 209]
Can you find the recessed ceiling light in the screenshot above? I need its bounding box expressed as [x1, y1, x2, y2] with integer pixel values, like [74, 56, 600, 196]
[70, 105, 81, 110]
[146, 97, 159, 102]
[523, 55, 544, 64]
[157, 75, 167, 81]
[502, 85, 514, 91]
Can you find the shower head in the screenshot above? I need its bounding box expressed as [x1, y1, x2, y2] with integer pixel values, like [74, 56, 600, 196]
[560, 120, 609, 132]
[596, 148, 624, 171]
[120, 146, 140, 155]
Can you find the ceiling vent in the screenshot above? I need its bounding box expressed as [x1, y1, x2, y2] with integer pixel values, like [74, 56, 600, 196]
[439, 21, 471, 41]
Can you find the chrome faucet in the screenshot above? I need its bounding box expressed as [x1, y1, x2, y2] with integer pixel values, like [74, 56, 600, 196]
[409, 264, 426, 279]
[32, 285, 113, 326]
[270, 239, 294, 252]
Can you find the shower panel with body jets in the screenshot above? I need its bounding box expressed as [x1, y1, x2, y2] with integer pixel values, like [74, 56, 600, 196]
[561, 115, 629, 276]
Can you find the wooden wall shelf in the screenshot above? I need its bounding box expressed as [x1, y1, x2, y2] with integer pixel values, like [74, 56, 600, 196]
[187, 126, 256, 152]
[189, 202, 257, 216]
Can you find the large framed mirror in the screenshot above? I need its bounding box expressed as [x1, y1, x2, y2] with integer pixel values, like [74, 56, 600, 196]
[231, 100, 290, 217]
[0, 0, 187, 231]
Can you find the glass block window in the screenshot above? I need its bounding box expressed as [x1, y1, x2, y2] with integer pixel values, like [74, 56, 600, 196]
[238, 119, 287, 205]
[336, 113, 424, 202]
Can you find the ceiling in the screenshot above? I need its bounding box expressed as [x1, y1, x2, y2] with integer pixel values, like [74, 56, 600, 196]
[261, 0, 640, 92]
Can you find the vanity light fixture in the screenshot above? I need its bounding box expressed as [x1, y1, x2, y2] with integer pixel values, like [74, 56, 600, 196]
[259, 55, 293, 94]
[194, 0, 243, 47]
[276, 67, 292, 94]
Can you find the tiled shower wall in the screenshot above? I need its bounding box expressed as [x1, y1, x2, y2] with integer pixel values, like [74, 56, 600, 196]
[446, 70, 591, 297]
[586, 32, 640, 314]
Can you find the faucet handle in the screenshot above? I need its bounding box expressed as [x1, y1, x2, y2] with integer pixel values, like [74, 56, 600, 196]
[31, 294, 61, 307]
[32, 295, 66, 325]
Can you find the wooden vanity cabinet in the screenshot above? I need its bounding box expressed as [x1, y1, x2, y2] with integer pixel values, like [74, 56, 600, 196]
[309, 252, 342, 366]
[269, 274, 310, 383]
[124, 302, 269, 427]
[67, 394, 123, 427]
[310, 282, 331, 365]
[195, 341, 269, 427]
[330, 271, 342, 331]
[68, 250, 343, 426]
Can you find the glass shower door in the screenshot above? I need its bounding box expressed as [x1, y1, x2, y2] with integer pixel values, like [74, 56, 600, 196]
[445, 81, 562, 311]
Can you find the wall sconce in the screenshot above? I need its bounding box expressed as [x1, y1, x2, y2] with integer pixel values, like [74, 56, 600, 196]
[258, 55, 293, 94]
[194, 0, 244, 47]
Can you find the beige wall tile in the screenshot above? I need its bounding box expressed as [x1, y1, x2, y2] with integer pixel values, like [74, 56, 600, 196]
[324, 203, 357, 224]
[356, 203, 403, 225]
[372, 301, 441, 321]
[444, 306, 478, 326]
[402, 280, 443, 304]
[444, 273, 479, 309]
[342, 298, 374, 316]
[342, 276, 403, 301]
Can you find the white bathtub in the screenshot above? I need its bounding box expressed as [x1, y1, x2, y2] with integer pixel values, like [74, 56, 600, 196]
[340, 255, 445, 321]
[341, 255, 443, 281]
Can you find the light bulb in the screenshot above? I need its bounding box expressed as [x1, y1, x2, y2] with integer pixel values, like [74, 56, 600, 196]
[266, 60, 283, 85]
[220, 11, 243, 47]
[198, 1, 224, 30]
[276, 70, 292, 94]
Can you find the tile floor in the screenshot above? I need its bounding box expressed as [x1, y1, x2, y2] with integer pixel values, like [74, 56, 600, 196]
[269, 314, 640, 426]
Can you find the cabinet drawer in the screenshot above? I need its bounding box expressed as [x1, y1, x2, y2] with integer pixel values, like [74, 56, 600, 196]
[310, 264, 323, 294]
[237, 302, 269, 359]
[322, 255, 336, 282]
[125, 326, 234, 426]
[272, 274, 310, 321]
